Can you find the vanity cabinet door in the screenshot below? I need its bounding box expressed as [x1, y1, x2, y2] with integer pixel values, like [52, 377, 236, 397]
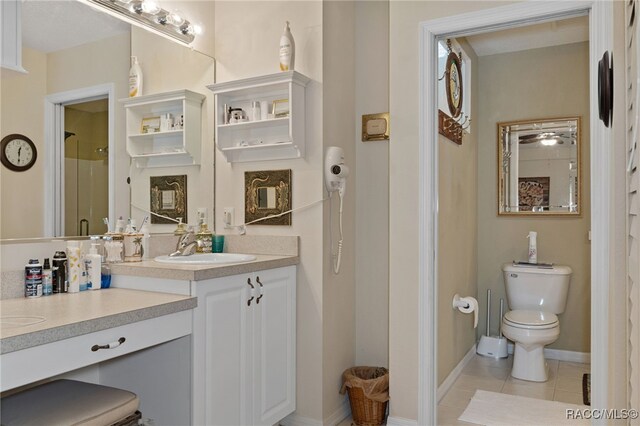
[194, 275, 253, 426]
[251, 266, 296, 426]
[193, 266, 296, 426]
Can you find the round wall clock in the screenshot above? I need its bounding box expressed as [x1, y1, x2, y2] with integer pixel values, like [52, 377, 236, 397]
[1, 134, 37, 172]
[445, 51, 463, 118]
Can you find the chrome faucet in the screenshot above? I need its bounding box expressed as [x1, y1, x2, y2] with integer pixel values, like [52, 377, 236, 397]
[169, 228, 203, 257]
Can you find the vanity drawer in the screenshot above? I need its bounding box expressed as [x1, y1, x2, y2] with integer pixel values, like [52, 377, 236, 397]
[0, 310, 192, 392]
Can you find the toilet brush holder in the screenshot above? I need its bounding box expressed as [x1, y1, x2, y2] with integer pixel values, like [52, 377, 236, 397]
[476, 291, 509, 358]
[477, 335, 508, 359]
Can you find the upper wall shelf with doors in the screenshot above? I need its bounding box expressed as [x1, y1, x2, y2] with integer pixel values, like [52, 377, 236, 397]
[121, 89, 205, 168]
[208, 71, 310, 163]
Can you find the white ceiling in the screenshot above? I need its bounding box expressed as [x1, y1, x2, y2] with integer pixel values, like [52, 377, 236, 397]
[22, 0, 130, 53]
[466, 15, 589, 57]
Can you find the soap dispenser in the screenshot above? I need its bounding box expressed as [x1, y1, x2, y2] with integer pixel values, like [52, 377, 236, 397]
[196, 211, 213, 253]
[174, 217, 188, 236]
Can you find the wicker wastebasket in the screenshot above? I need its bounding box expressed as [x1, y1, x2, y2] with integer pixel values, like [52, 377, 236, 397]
[340, 367, 389, 426]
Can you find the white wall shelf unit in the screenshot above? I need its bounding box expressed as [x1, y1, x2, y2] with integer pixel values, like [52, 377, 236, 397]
[208, 71, 310, 163]
[121, 89, 205, 168]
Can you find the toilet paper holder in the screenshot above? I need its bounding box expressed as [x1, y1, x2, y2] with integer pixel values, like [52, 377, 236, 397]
[452, 294, 479, 328]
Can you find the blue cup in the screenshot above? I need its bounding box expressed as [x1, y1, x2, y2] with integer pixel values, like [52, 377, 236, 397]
[213, 235, 225, 253]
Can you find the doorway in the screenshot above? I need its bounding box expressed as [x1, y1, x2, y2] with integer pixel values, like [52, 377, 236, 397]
[64, 98, 109, 236]
[418, 2, 614, 425]
[44, 83, 115, 237]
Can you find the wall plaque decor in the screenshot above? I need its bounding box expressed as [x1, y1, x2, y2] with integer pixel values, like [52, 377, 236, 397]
[245, 169, 292, 226]
[150, 174, 187, 224]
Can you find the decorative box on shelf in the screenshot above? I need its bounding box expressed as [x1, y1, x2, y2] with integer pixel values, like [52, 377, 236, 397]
[121, 89, 206, 168]
[208, 71, 310, 163]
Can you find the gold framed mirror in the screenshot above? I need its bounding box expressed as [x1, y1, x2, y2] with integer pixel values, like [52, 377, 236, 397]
[245, 169, 292, 225]
[498, 117, 581, 216]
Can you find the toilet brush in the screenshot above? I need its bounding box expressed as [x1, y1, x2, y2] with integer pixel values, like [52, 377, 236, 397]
[476, 289, 509, 358]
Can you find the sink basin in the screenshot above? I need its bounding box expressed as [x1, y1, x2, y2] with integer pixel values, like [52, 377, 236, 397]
[1, 316, 46, 329]
[154, 253, 257, 265]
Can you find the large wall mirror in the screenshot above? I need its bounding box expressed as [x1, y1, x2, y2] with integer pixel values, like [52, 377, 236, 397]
[498, 117, 581, 215]
[1, 0, 214, 240]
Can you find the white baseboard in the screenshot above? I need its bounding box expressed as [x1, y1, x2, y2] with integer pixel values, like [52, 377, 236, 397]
[279, 400, 349, 426]
[386, 416, 418, 426]
[436, 344, 476, 403]
[279, 413, 322, 426]
[325, 399, 350, 426]
[506, 343, 590, 363]
[544, 348, 591, 363]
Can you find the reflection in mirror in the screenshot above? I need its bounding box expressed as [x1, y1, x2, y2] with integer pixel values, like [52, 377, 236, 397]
[65, 99, 109, 236]
[257, 187, 277, 209]
[498, 117, 581, 215]
[0, 0, 130, 239]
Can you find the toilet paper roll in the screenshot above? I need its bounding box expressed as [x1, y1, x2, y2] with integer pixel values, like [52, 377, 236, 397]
[456, 296, 479, 328]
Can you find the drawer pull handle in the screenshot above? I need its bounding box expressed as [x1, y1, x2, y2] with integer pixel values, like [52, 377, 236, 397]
[247, 278, 255, 306]
[91, 337, 126, 352]
[256, 276, 264, 304]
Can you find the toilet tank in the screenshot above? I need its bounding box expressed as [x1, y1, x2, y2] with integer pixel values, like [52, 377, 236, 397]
[502, 263, 572, 314]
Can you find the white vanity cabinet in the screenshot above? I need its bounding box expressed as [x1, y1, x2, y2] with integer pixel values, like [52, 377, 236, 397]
[192, 265, 296, 426]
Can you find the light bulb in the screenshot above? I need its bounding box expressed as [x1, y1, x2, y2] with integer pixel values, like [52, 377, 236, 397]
[168, 10, 184, 26]
[141, 0, 160, 14]
[540, 138, 557, 146]
[192, 24, 203, 35]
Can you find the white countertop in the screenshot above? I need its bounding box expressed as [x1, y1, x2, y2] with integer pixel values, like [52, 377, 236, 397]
[0, 289, 196, 354]
[110, 254, 299, 281]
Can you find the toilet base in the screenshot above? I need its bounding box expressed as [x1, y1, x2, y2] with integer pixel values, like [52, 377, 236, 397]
[511, 343, 548, 382]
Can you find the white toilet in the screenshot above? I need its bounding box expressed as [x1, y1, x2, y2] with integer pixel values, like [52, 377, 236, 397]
[501, 263, 572, 382]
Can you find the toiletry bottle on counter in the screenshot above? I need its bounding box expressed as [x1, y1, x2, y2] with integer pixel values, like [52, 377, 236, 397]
[279, 21, 295, 71]
[52, 251, 67, 293]
[85, 240, 102, 290]
[42, 258, 52, 296]
[25, 259, 43, 298]
[140, 222, 150, 260]
[129, 56, 143, 97]
[66, 241, 82, 293]
[101, 238, 112, 289]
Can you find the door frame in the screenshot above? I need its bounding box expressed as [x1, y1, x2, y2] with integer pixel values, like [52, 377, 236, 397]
[418, 2, 613, 424]
[43, 83, 115, 237]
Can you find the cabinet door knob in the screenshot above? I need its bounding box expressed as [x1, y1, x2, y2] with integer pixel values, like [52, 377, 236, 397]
[247, 278, 255, 306]
[256, 276, 264, 304]
[91, 337, 126, 352]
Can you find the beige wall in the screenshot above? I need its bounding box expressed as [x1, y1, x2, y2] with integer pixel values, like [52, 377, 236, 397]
[437, 38, 478, 386]
[354, 0, 390, 369]
[0, 47, 47, 238]
[476, 42, 591, 352]
[213, 1, 326, 421]
[322, 1, 357, 420]
[388, 1, 513, 420]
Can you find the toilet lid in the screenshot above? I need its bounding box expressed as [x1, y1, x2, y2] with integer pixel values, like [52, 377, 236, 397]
[504, 310, 559, 329]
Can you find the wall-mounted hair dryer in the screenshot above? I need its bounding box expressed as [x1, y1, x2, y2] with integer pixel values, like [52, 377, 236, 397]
[325, 146, 348, 274]
[325, 146, 349, 196]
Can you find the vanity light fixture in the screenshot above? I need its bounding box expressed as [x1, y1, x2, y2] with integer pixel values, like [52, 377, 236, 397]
[80, 0, 198, 45]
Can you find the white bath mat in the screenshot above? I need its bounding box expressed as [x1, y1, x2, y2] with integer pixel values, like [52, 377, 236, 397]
[459, 390, 590, 425]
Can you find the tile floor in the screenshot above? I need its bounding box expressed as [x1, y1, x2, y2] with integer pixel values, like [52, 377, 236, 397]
[437, 354, 590, 425]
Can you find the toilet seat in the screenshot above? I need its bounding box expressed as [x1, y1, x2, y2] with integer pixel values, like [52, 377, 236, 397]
[503, 310, 558, 330]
